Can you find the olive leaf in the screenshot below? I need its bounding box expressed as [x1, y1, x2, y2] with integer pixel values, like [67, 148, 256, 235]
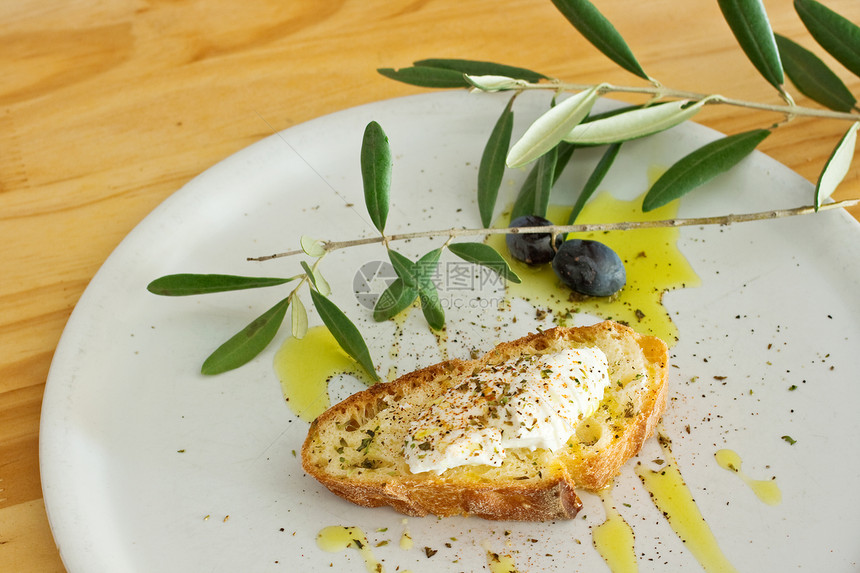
[382, 249, 445, 328]
[447, 242, 522, 284]
[414, 58, 548, 83]
[510, 142, 577, 221]
[533, 144, 558, 217]
[795, 0, 860, 79]
[147, 274, 294, 296]
[373, 278, 418, 322]
[815, 122, 859, 210]
[564, 99, 709, 145]
[414, 249, 442, 288]
[300, 261, 331, 297]
[643, 129, 771, 212]
[313, 268, 331, 297]
[550, 0, 649, 80]
[775, 34, 857, 112]
[300, 236, 327, 257]
[388, 249, 418, 288]
[413, 249, 444, 330]
[290, 293, 308, 339]
[478, 96, 515, 227]
[376, 66, 471, 88]
[418, 282, 445, 330]
[717, 0, 785, 90]
[507, 85, 601, 168]
[309, 289, 380, 382]
[465, 75, 527, 92]
[201, 296, 291, 375]
[361, 121, 392, 234]
[567, 142, 622, 227]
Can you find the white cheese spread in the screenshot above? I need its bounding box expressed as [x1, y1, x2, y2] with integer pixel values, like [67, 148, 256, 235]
[403, 346, 610, 474]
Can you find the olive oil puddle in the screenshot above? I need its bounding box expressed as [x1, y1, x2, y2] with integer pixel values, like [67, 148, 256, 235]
[274, 326, 371, 422]
[593, 487, 638, 573]
[486, 549, 519, 572]
[636, 433, 739, 573]
[316, 526, 386, 573]
[715, 449, 782, 506]
[489, 190, 700, 345]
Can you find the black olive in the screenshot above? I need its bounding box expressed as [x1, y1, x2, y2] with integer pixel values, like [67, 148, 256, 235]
[505, 215, 563, 265]
[551, 239, 626, 297]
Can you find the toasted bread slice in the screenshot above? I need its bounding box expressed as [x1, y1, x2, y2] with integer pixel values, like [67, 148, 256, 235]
[301, 320, 668, 521]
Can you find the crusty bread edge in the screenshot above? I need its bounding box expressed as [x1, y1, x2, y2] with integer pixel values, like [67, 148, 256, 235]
[559, 330, 668, 490]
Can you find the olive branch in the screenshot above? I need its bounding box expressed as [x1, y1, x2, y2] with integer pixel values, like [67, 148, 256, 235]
[149, 0, 860, 378]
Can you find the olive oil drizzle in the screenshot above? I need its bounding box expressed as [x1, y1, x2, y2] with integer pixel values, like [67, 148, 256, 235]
[714, 449, 782, 506]
[593, 487, 638, 573]
[636, 433, 739, 573]
[316, 525, 384, 573]
[274, 326, 370, 422]
[486, 549, 519, 573]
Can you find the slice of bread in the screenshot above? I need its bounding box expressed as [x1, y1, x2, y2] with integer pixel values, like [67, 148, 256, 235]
[301, 320, 668, 521]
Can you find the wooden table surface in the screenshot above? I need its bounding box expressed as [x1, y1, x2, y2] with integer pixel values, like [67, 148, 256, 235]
[2, 1, 858, 570]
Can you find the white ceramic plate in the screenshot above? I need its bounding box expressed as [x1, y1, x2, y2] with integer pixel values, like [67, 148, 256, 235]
[41, 91, 860, 573]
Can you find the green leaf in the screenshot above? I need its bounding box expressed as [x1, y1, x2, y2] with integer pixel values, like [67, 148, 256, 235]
[414, 249, 442, 288]
[300, 261, 317, 288]
[388, 249, 417, 288]
[290, 294, 308, 339]
[550, 0, 649, 80]
[718, 0, 785, 89]
[510, 142, 576, 220]
[361, 121, 392, 233]
[815, 122, 859, 210]
[373, 278, 418, 322]
[507, 85, 601, 168]
[414, 58, 548, 82]
[380, 249, 444, 327]
[309, 289, 380, 382]
[300, 236, 327, 257]
[564, 99, 708, 145]
[300, 261, 331, 296]
[448, 242, 521, 284]
[411, 249, 444, 330]
[418, 282, 445, 331]
[478, 97, 515, 227]
[377, 66, 470, 88]
[533, 144, 558, 217]
[201, 297, 291, 375]
[776, 34, 857, 112]
[567, 143, 622, 226]
[795, 0, 860, 78]
[643, 129, 771, 212]
[147, 274, 294, 296]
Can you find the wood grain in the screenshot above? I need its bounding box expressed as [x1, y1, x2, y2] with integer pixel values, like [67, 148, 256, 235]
[2, 1, 858, 570]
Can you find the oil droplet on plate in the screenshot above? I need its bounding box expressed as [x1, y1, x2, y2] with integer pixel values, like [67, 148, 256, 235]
[715, 449, 782, 506]
[399, 528, 413, 550]
[274, 326, 370, 421]
[316, 525, 384, 573]
[490, 190, 700, 345]
[636, 433, 738, 573]
[593, 488, 638, 573]
[486, 549, 519, 573]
